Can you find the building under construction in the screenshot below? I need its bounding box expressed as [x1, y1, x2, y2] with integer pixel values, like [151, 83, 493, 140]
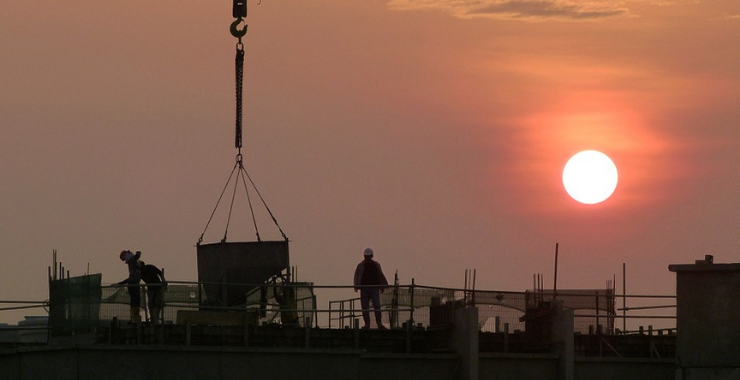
[2, 1, 736, 379]
[2, 253, 737, 380]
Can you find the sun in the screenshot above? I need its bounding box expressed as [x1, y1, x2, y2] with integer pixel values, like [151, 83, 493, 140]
[562, 150, 618, 204]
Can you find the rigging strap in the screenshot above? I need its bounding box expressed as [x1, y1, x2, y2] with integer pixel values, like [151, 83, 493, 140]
[197, 157, 288, 245]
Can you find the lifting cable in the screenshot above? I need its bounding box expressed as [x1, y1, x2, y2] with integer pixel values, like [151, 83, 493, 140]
[197, 0, 287, 245]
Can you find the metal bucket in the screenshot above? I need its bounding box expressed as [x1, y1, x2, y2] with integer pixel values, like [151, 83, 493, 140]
[196, 240, 289, 308]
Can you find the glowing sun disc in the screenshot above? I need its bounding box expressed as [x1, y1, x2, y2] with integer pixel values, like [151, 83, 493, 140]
[562, 150, 618, 204]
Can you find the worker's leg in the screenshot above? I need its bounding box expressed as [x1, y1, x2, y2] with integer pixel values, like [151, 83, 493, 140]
[369, 289, 385, 329]
[128, 286, 141, 323]
[149, 308, 161, 325]
[359, 289, 371, 328]
[148, 288, 163, 325]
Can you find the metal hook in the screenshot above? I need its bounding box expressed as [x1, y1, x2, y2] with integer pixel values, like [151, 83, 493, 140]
[230, 18, 248, 39]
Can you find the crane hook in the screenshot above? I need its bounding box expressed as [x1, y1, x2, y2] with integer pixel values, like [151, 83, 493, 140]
[230, 17, 248, 39]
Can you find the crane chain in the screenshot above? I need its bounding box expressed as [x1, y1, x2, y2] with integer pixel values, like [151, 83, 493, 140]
[235, 43, 244, 152]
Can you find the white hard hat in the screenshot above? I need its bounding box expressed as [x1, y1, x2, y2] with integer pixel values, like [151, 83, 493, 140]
[363, 248, 374, 256]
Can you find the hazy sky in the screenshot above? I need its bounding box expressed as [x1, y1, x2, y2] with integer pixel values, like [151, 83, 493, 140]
[2, 0, 739, 324]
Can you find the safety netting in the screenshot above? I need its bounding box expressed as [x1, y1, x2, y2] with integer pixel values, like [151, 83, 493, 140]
[365, 286, 615, 333]
[243, 282, 316, 327]
[99, 284, 204, 324]
[370, 286, 527, 331]
[49, 274, 102, 336]
[96, 282, 315, 328]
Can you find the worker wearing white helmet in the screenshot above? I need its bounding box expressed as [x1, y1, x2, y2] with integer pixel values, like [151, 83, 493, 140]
[353, 247, 389, 329]
[117, 250, 142, 323]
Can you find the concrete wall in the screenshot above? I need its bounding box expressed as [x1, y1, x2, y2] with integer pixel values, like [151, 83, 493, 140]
[0, 345, 676, 380]
[0, 346, 459, 380]
[359, 354, 458, 380]
[479, 353, 675, 380]
[672, 263, 740, 367]
[575, 357, 675, 380]
[670, 258, 740, 380]
[480, 353, 559, 380]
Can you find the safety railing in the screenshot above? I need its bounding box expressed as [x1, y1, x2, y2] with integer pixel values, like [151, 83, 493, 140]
[0, 301, 50, 344]
[2, 282, 676, 335]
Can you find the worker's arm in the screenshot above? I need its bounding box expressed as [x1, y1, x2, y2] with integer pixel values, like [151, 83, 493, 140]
[161, 268, 167, 290]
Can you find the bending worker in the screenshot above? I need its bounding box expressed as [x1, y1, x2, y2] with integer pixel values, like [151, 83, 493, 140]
[118, 250, 142, 323]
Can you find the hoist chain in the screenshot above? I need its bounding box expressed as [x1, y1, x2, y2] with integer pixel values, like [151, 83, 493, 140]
[231, 0, 248, 155]
[235, 43, 244, 152]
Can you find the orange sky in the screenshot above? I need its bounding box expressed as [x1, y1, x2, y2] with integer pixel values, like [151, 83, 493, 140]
[2, 0, 740, 325]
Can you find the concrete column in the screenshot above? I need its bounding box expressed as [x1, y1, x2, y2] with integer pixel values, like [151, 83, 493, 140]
[453, 306, 479, 380]
[550, 301, 574, 380]
[670, 257, 740, 380]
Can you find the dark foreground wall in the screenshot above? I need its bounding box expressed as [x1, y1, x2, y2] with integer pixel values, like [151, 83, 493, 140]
[575, 357, 676, 380]
[0, 345, 675, 380]
[480, 354, 675, 380]
[0, 346, 457, 380]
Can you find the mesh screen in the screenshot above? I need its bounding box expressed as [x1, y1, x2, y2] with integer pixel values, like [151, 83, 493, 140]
[96, 283, 315, 328]
[525, 289, 615, 312]
[52, 278, 611, 334]
[334, 286, 614, 333]
[99, 284, 202, 324]
[244, 283, 316, 327]
[49, 274, 102, 336]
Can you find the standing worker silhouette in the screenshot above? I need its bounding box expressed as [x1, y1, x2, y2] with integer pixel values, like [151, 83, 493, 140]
[353, 248, 389, 329]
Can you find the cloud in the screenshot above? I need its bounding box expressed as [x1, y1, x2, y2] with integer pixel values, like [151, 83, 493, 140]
[387, 0, 630, 21]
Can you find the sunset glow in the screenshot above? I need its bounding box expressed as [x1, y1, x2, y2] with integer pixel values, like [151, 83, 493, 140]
[2, 0, 740, 324]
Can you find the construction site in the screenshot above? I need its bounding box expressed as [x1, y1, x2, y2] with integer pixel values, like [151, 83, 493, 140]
[2, 250, 738, 380]
[2, 2, 738, 380]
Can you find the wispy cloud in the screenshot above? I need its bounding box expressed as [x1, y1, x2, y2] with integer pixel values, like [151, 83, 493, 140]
[387, 0, 630, 21]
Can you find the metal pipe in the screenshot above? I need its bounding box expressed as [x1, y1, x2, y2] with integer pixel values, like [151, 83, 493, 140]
[623, 262, 627, 333]
[553, 243, 559, 299]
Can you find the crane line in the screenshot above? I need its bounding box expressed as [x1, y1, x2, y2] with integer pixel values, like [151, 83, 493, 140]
[197, 0, 287, 246]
